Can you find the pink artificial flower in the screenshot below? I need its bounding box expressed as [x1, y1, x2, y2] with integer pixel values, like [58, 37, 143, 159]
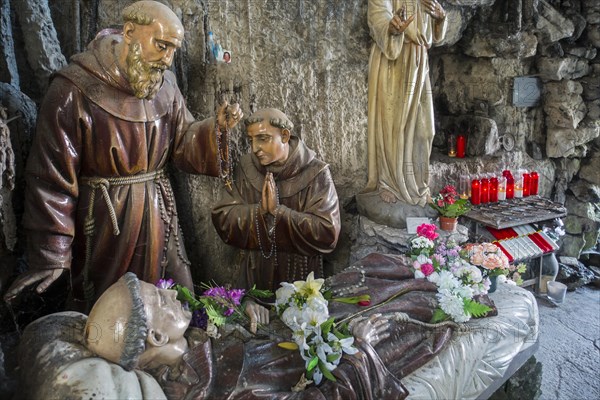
[417, 223, 439, 240]
[437, 199, 445, 207]
[421, 263, 435, 276]
[444, 195, 456, 205]
[470, 248, 485, 266]
[483, 243, 499, 253]
[441, 185, 458, 196]
[482, 253, 505, 270]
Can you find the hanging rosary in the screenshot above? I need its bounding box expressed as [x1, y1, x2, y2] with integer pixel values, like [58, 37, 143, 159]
[215, 109, 233, 190]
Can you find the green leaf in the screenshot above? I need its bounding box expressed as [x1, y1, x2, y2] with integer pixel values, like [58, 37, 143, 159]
[307, 356, 319, 372]
[247, 285, 274, 299]
[333, 329, 350, 340]
[176, 285, 202, 309]
[321, 317, 335, 336]
[306, 369, 314, 380]
[332, 294, 371, 304]
[463, 299, 492, 318]
[430, 308, 450, 323]
[326, 353, 341, 363]
[318, 360, 337, 382]
[204, 304, 227, 326]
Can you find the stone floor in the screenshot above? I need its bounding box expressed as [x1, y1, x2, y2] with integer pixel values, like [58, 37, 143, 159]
[534, 286, 600, 400]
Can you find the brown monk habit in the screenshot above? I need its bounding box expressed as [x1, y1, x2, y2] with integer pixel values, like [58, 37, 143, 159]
[23, 32, 223, 306]
[212, 137, 340, 291]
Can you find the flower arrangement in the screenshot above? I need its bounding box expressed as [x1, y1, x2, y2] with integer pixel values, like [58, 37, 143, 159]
[275, 272, 359, 385]
[408, 224, 492, 323]
[460, 243, 528, 287]
[429, 184, 470, 218]
[462, 243, 511, 277]
[158, 278, 272, 337]
[501, 263, 527, 286]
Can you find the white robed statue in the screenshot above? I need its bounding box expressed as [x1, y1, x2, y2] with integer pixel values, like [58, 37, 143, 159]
[363, 0, 447, 206]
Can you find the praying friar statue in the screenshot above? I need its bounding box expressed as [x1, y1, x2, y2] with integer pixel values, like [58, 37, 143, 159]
[358, 0, 447, 227]
[212, 108, 341, 292]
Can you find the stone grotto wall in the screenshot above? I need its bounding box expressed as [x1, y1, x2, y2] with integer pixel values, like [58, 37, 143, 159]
[0, 0, 598, 287]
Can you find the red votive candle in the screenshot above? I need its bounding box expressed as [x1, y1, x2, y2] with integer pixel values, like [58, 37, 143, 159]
[456, 134, 466, 158]
[471, 178, 481, 205]
[503, 170, 515, 199]
[490, 176, 499, 202]
[523, 172, 531, 197]
[530, 171, 539, 195]
[480, 177, 490, 203]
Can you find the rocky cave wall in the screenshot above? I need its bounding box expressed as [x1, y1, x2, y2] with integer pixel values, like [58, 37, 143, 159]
[0, 0, 598, 286]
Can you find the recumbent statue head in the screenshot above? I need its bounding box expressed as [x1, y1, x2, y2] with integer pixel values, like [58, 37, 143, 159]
[84, 273, 192, 371]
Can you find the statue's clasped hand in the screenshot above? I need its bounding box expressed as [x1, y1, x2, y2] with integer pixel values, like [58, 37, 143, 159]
[217, 101, 243, 131]
[261, 172, 278, 216]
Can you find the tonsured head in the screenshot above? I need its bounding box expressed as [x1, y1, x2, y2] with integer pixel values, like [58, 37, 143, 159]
[84, 273, 191, 370]
[244, 108, 294, 167]
[121, 1, 184, 99]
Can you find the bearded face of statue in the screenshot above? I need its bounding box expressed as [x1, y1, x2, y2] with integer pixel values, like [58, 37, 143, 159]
[126, 41, 168, 99]
[122, 18, 183, 100]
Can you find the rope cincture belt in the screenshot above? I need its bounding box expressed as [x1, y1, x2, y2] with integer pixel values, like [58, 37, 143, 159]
[79, 169, 166, 300]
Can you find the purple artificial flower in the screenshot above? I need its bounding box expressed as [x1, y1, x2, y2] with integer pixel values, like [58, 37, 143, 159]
[204, 286, 228, 298]
[156, 278, 175, 289]
[227, 289, 246, 305]
[190, 308, 208, 330]
[223, 308, 235, 317]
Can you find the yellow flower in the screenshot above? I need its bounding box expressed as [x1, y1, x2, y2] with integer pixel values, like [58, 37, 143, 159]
[294, 272, 325, 300]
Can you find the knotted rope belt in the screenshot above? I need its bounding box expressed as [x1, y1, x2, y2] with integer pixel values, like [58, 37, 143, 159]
[79, 169, 166, 300]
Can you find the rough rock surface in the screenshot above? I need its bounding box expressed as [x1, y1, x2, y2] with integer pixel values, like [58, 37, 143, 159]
[13, 0, 66, 92]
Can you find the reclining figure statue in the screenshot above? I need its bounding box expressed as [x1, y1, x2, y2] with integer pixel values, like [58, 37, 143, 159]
[17, 254, 456, 399]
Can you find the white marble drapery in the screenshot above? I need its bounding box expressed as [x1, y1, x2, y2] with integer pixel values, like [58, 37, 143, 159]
[363, 0, 447, 205]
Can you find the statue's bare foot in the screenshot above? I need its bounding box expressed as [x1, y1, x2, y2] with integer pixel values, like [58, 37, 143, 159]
[380, 189, 397, 203]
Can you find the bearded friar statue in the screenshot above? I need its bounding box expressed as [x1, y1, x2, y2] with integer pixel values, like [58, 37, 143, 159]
[4, 0, 243, 311]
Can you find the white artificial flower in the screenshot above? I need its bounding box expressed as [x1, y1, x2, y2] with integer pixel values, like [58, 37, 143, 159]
[471, 282, 488, 296]
[437, 290, 469, 323]
[414, 270, 426, 279]
[292, 330, 309, 350]
[427, 271, 440, 284]
[416, 254, 432, 264]
[294, 272, 326, 301]
[438, 270, 460, 290]
[455, 284, 474, 299]
[281, 304, 303, 331]
[312, 368, 324, 385]
[306, 296, 329, 316]
[302, 307, 329, 328]
[312, 334, 336, 372]
[412, 236, 435, 249]
[330, 332, 358, 356]
[275, 282, 296, 306]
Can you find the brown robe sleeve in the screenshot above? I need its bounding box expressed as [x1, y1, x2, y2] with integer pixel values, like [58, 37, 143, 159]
[170, 87, 222, 177]
[211, 164, 340, 256]
[23, 77, 85, 270]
